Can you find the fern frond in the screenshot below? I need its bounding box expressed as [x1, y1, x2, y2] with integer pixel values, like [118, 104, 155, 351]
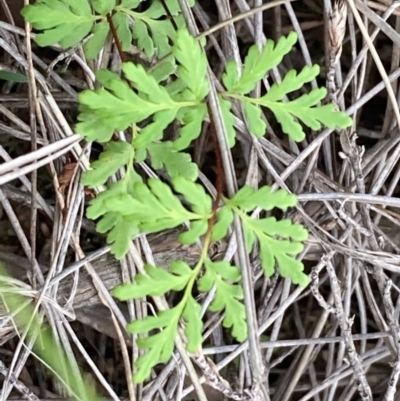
[21, 0, 95, 49]
[128, 308, 180, 383]
[223, 32, 298, 94]
[82, 141, 133, 187]
[113, 262, 192, 299]
[198, 260, 247, 341]
[222, 33, 353, 142]
[226, 186, 309, 286]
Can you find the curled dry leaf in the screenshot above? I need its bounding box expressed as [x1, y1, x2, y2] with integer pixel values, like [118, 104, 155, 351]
[58, 162, 77, 194]
[328, 0, 348, 64]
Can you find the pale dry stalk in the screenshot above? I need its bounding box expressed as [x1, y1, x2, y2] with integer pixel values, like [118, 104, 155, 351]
[327, 0, 348, 105]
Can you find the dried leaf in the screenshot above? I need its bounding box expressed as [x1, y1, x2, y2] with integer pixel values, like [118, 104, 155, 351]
[58, 162, 77, 193]
[328, 0, 347, 64]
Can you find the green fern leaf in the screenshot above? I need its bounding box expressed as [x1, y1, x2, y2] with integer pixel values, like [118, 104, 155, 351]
[173, 176, 212, 215]
[292, 94, 352, 129]
[122, 62, 175, 104]
[218, 96, 236, 148]
[120, 0, 141, 7]
[97, 179, 210, 243]
[135, 338, 168, 381]
[148, 178, 189, 214]
[173, 28, 209, 101]
[113, 262, 192, 300]
[128, 308, 180, 382]
[92, 0, 115, 14]
[166, 79, 188, 97]
[121, 0, 184, 58]
[86, 182, 144, 259]
[242, 216, 308, 286]
[260, 84, 352, 142]
[83, 21, 110, 60]
[222, 33, 353, 143]
[274, 250, 308, 286]
[104, 184, 182, 221]
[173, 105, 208, 151]
[228, 185, 297, 212]
[134, 111, 177, 151]
[254, 217, 308, 241]
[112, 12, 132, 51]
[147, 142, 198, 180]
[100, 193, 139, 215]
[150, 57, 177, 83]
[212, 260, 241, 281]
[223, 32, 298, 94]
[265, 66, 320, 101]
[77, 61, 203, 144]
[226, 185, 309, 286]
[82, 141, 133, 187]
[86, 181, 127, 219]
[107, 214, 140, 258]
[77, 71, 156, 142]
[136, 326, 176, 380]
[77, 65, 180, 142]
[128, 308, 175, 334]
[211, 207, 234, 241]
[178, 220, 208, 245]
[144, 0, 184, 16]
[243, 102, 266, 137]
[182, 296, 203, 353]
[96, 211, 119, 233]
[221, 61, 238, 92]
[140, 20, 177, 59]
[198, 260, 247, 341]
[259, 235, 307, 285]
[131, 19, 154, 56]
[249, 218, 308, 244]
[21, 0, 95, 48]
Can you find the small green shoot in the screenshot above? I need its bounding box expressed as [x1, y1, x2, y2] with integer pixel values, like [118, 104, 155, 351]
[0, 265, 99, 400]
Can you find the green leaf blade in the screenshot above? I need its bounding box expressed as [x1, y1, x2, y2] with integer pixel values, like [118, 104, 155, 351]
[0, 70, 28, 83]
[173, 28, 209, 101]
[21, 0, 94, 49]
[173, 177, 212, 216]
[230, 32, 298, 94]
[113, 264, 191, 300]
[131, 309, 180, 383]
[173, 105, 208, 151]
[229, 185, 297, 212]
[218, 96, 236, 148]
[266, 66, 320, 102]
[82, 141, 133, 187]
[243, 102, 266, 137]
[242, 215, 308, 287]
[211, 207, 234, 241]
[122, 62, 174, 105]
[92, 0, 115, 15]
[183, 296, 203, 353]
[261, 86, 353, 142]
[148, 142, 199, 180]
[201, 260, 247, 342]
[107, 215, 140, 259]
[178, 220, 208, 245]
[84, 21, 110, 60]
[134, 110, 177, 150]
[222, 60, 239, 91]
[112, 12, 132, 51]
